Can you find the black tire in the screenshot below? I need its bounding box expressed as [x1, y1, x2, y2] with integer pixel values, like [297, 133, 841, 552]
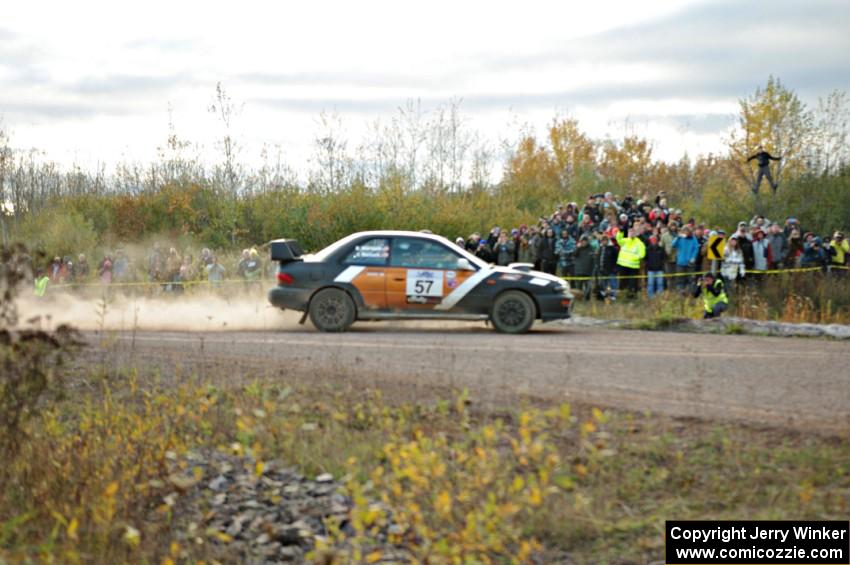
[490, 290, 536, 334]
[309, 288, 356, 332]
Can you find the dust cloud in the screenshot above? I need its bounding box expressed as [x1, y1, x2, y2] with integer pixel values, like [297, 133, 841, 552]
[15, 291, 300, 332]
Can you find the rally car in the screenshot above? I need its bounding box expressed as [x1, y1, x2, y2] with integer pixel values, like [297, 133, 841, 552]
[267, 231, 573, 333]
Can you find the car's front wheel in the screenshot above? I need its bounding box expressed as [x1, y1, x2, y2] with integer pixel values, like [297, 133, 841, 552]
[490, 290, 535, 334]
[309, 288, 356, 332]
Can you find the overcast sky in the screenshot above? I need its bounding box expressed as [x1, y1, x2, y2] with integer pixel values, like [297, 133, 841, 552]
[2, 0, 849, 173]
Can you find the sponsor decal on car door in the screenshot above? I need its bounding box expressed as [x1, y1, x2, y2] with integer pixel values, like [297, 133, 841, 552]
[386, 268, 477, 310]
[386, 236, 478, 311]
[349, 267, 387, 309]
[338, 237, 390, 309]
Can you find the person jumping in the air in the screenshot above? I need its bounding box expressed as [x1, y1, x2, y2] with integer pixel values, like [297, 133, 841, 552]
[747, 144, 781, 194]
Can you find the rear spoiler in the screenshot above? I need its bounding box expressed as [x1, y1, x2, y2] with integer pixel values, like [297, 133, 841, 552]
[269, 239, 304, 262]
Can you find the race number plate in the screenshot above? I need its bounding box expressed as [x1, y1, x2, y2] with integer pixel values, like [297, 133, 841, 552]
[406, 269, 444, 297]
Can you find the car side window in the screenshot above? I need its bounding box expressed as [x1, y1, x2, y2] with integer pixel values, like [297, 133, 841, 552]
[343, 238, 390, 266]
[390, 238, 463, 269]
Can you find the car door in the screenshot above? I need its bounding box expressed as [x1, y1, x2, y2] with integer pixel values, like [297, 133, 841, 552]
[337, 237, 390, 310]
[385, 237, 477, 311]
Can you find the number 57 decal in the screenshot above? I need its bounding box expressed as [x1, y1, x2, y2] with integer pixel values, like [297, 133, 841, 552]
[406, 270, 444, 297]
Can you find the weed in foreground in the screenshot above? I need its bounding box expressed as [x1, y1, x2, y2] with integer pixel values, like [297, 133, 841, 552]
[1, 373, 848, 564]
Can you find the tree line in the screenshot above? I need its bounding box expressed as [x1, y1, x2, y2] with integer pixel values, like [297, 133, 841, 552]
[1, 77, 849, 258]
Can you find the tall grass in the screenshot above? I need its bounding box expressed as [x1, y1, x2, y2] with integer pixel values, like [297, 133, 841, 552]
[574, 272, 850, 325]
[1, 375, 847, 564]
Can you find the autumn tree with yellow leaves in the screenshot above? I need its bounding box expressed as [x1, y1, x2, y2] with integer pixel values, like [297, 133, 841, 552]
[727, 75, 813, 193]
[3, 77, 850, 254]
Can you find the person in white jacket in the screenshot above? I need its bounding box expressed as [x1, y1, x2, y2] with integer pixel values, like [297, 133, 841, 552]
[721, 235, 746, 291]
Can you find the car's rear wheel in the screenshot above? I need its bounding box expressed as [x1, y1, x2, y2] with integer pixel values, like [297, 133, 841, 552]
[309, 288, 356, 332]
[490, 290, 535, 334]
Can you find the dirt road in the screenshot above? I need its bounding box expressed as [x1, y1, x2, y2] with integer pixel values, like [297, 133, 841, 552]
[90, 319, 850, 433]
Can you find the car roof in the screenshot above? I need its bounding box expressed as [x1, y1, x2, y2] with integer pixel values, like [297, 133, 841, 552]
[348, 230, 451, 241]
[311, 230, 488, 268]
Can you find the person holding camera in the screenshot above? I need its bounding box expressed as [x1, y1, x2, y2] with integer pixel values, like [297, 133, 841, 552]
[721, 236, 746, 292]
[692, 272, 728, 319]
[671, 225, 700, 291]
[828, 231, 848, 276]
[800, 233, 826, 269]
[785, 228, 803, 268]
[573, 235, 597, 300]
[555, 230, 576, 277]
[734, 222, 756, 271]
[597, 233, 619, 300]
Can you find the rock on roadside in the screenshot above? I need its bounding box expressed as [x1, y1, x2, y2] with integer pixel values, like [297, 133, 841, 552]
[154, 449, 410, 564]
[560, 315, 850, 339]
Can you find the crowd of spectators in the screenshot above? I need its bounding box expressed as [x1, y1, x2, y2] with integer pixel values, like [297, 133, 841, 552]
[32, 243, 269, 295]
[453, 191, 849, 300]
[29, 190, 849, 303]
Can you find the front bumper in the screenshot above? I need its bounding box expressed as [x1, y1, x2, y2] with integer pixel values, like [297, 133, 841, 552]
[268, 286, 312, 311]
[536, 291, 573, 321]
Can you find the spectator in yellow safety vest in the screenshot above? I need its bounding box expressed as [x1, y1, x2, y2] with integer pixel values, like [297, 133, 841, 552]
[615, 226, 646, 299]
[693, 272, 728, 318]
[34, 269, 50, 297]
[829, 231, 848, 276]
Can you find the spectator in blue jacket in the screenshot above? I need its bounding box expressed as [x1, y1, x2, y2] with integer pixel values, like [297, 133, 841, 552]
[672, 225, 700, 290]
[555, 230, 576, 277]
[800, 233, 826, 269]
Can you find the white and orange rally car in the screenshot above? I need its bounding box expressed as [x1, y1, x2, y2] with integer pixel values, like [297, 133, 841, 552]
[268, 231, 573, 333]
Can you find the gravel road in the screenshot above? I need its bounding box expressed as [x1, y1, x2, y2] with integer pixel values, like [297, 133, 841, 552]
[89, 318, 850, 434]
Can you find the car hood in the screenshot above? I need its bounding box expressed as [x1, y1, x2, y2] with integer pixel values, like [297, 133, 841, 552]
[492, 265, 570, 289]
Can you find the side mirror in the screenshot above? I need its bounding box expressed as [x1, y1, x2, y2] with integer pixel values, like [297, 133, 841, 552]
[457, 258, 476, 271]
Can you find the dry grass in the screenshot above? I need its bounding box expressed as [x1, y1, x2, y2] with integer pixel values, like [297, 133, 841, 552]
[573, 272, 850, 326]
[1, 365, 848, 564]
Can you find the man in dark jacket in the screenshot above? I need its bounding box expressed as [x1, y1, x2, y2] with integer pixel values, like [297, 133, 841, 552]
[494, 232, 516, 266]
[562, 215, 579, 240]
[645, 236, 666, 298]
[582, 197, 602, 225]
[573, 235, 596, 300]
[693, 225, 708, 270]
[486, 226, 501, 248]
[596, 234, 619, 300]
[537, 229, 558, 274]
[527, 228, 542, 270]
[800, 234, 826, 269]
[747, 145, 781, 194]
[475, 240, 493, 263]
[735, 222, 756, 271]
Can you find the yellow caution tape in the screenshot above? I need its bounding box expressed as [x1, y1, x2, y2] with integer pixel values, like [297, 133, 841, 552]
[47, 278, 268, 289]
[36, 264, 850, 289]
[560, 265, 837, 281]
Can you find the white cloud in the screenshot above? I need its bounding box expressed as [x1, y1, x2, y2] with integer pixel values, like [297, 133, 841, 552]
[1, 0, 848, 170]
